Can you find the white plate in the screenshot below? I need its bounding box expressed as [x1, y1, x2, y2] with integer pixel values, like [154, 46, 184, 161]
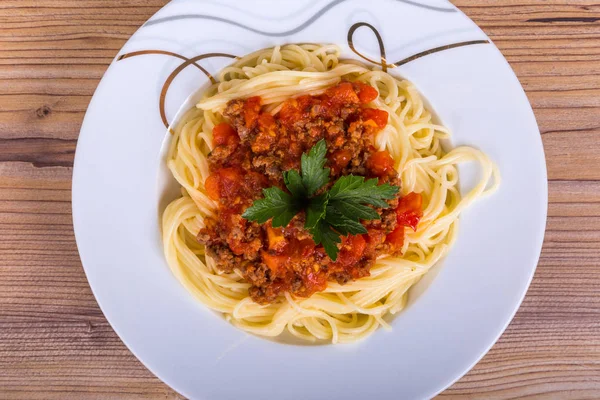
[72, 1, 547, 399]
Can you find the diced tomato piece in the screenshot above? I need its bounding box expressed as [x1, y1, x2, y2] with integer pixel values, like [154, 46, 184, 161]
[204, 168, 244, 200]
[266, 226, 286, 251]
[262, 237, 315, 275]
[218, 168, 243, 198]
[386, 226, 405, 250]
[396, 192, 423, 231]
[364, 229, 386, 257]
[334, 234, 367, 266]
[261, 250, 288, 273]
[279, 96, 310, 127]
[326, 82, 359, 105]
[305, 269, 327, 289]
[212, 123, 239, 146]
[287, 239, 316, 259]
[258, 112, 276, 130]
[354, 82, 379, 103]
[243, 96, 261, 128]
[367, 150, 396, 177]
[204, 173, 220, 200]
[296, 95, 313, 111]
[300, 239, 316, 258]
[329, 149, 353, 172]
[278, 99, 297, 125]
[300, 268, 328, 296]
[362, 108, 388, 129]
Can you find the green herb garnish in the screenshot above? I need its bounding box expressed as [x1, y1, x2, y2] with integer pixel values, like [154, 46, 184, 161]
[242, 139, 399, 261]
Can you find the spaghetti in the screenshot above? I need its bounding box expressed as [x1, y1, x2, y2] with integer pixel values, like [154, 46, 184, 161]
[162, 44, 499, 344]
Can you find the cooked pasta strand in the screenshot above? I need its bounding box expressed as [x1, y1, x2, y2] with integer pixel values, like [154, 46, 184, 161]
[162, 44, 499, 344]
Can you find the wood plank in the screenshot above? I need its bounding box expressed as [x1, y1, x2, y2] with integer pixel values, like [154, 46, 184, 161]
[0, 0, 598, 399]
[440, 1, 600, 399]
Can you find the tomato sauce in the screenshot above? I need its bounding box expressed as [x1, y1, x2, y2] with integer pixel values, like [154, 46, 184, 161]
[197, 82, 423, 303]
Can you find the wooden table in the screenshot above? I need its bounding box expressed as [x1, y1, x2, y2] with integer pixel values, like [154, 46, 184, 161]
[1, 1, 599, 398]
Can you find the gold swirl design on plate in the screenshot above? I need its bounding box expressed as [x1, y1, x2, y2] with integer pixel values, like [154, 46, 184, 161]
[116, 51, 236, 129]
[347, 22, 489, 70]
[115, 22, 488, 130]
[347, 22, 393, 72]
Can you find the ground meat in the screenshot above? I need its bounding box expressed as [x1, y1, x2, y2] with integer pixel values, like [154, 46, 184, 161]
[365, 208, 398, 232]
[241, 262, 271, 286]
[208, 142, 236, 166]
[205, 244, 244, 273]
[197, 81, 421, 304]
[222, 99, 252, 139]
[251, 155, 283, 182]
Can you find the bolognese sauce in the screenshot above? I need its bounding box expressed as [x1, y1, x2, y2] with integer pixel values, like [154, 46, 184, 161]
[198, 82, 422, 304]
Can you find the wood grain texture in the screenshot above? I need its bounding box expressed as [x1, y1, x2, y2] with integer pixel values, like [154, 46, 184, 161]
[0, 1, 598, 399]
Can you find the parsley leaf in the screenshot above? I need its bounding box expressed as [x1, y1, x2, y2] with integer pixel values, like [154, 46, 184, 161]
[305, 194, 328, 230]
[301, 139, 330, 196]
[241, 187, 300, 227]
[324, 206, 368, 236]
[283, 169, 306, 198]
[329, 198, 381, 221]
[329, 175, 399, 208]
[310, 220, 342, 261]
[242, 139, 400, 261]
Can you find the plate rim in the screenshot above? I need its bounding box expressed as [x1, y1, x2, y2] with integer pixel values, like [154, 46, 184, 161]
[72, 1, 548, 398]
